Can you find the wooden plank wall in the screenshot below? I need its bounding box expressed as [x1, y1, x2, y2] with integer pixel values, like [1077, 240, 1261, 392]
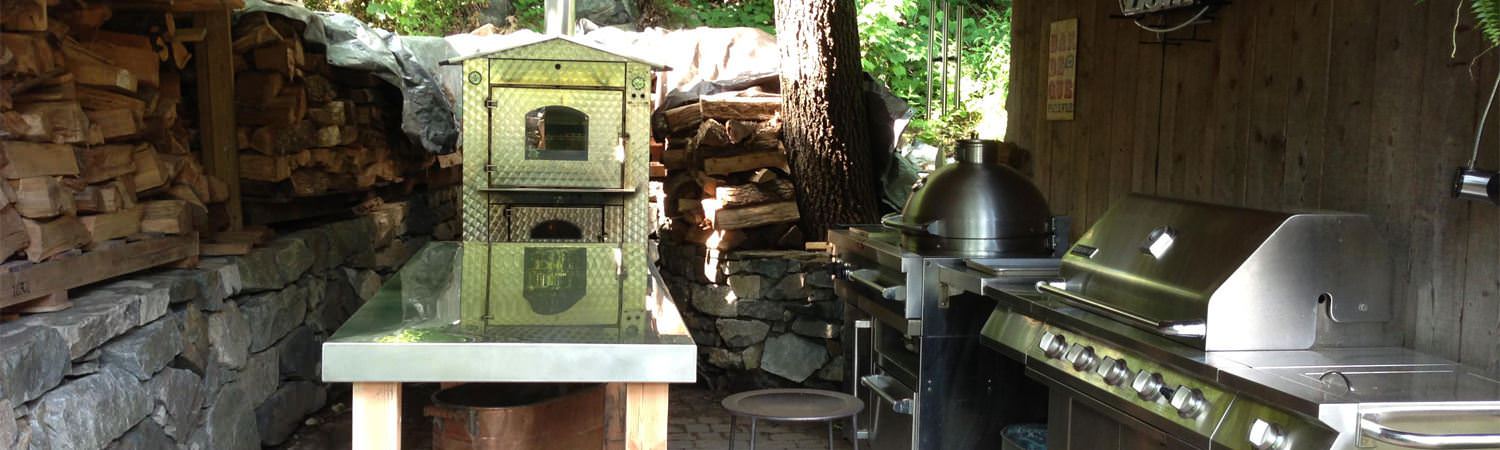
[1008, 0, 1500, 374]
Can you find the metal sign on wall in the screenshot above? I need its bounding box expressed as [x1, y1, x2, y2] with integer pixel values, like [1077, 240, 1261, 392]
[1119, 0, 1205, 17]
[1047, 18, 1077, 121]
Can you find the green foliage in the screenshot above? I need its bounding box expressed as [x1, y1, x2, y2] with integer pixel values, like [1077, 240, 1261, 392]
[657, 0, 776, 32]
[1474, 0, 1500, 45]
[857, 0, 1011, 148]
[305, 0, 485, 35]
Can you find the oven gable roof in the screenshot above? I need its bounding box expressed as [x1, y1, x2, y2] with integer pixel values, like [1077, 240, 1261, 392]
[443, 35, 669, 70]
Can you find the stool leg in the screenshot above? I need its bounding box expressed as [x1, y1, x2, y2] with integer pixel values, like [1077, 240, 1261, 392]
[748, 418, 757, 450]
[728, 415, 736, 450]
[852, 416, 860, 450]
[828, 421, 835, 450]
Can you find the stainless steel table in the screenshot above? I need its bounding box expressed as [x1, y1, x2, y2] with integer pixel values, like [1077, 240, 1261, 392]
[722, 389, 864, 450]
[322, 242, 697, 449]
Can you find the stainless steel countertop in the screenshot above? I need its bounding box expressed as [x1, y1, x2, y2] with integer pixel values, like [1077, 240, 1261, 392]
[322, 242, 697, 383]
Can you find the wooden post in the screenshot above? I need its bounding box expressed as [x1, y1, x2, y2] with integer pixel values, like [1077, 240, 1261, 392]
[625, 383, 669, 450]
[352, 382, 401, 450]
[193, 9, 242, 229]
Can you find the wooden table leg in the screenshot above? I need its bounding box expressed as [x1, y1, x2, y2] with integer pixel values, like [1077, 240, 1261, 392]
[352, 382, 402, 450]
[625, 383, 669, 450]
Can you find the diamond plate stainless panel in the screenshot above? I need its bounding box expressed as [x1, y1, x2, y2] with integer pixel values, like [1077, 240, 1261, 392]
[481, 243, 621, 326]
[488, 38, 635, 63]
[461, 58, 489, 243]
[488, 59, 626, 88]
[487, 87, 624, 188]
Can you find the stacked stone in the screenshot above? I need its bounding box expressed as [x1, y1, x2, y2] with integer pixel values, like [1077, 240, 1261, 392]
[657, 244, 843, 391]
[0, 189, 445, 449]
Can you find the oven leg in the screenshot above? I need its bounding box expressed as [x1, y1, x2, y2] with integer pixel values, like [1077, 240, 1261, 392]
[352, 382, 401, 450]
[729, 415, 736, 450]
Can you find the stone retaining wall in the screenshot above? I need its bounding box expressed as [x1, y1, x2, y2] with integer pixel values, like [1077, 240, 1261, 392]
[0, 186, 458, 450]
[656, 242, 843, 392]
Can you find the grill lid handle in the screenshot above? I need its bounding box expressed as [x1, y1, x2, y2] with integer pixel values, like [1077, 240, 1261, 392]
[1359, 405, 1500, 449]
[1036, 282, 1206, 338]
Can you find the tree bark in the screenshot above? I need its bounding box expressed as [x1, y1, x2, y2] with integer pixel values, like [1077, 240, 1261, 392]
[774, 0, 879, 239]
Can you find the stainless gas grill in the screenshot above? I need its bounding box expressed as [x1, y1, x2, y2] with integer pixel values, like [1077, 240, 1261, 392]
[937, 194, 1500, 449]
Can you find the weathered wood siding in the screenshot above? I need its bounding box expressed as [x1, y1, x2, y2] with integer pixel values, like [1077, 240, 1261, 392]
[1008, 0, 1500, 373]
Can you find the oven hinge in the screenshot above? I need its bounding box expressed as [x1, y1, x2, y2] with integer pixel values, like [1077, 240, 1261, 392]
[484, 97, 497, 108]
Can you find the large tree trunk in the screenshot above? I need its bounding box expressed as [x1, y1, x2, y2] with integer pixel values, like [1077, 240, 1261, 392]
[774, 0, 879, 239]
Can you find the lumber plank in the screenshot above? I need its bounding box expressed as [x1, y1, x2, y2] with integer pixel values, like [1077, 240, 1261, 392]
[0, 234, 197, 308]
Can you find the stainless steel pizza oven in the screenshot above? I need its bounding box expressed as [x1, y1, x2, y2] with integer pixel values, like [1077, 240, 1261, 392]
[448, 36, 665, 329]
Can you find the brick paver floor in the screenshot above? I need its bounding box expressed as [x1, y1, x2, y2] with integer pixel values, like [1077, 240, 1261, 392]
[670, 385, 856, 450]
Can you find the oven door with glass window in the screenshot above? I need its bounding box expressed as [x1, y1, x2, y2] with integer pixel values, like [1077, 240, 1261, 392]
[486, 86, 625, 189]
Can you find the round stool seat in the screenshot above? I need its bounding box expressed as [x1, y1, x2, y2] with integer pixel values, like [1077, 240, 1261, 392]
[721, 389, 863, 421]
[721, 389, 863, 450]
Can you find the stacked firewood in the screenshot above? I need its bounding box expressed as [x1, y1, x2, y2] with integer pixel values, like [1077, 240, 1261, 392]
[1, 1, 220, 264]
[653, 88, 802, 251]
[231, 12, 416, 199]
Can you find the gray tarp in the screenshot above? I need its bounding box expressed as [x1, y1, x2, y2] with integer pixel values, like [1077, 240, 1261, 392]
[238, 0, 459, 154]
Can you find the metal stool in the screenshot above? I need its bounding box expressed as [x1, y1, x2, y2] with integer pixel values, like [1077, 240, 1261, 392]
[721, 388, 864, 450]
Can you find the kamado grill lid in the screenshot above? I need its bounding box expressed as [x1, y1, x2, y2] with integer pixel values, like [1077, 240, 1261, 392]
[882, 139, 1053, 257]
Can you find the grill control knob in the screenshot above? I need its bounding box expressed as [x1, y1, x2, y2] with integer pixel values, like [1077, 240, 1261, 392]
[1038, 332, 1067, 359]
[1131, 371, 1164, 401]
[1248, 419, 1287, 450]
[1169, 386, 1208, 418]
[1096, 357, 1130, 386]
[1067, 345, 1098, 372]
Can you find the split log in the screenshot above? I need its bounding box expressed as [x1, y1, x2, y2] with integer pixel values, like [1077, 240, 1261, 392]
[140, 199, 190, 234]
[714, 179, 796, 208]
[75, 144, 136, 182]
[251, 41, 298, 78]
[22, 215, 89, 261]
[289, 169, 327, 196]
[1, 33, 60, 76]
[1, 207, 26, 259]
[238, 153, 292, 182]
[13, 73, 79, 104]
[1, 141, 80, 178]
[246, 122, 312, 155]
[84, 109, 142, 141]
[307, 101, 347, 125]
[699, 93, 781, 121]
[234, 71, 285, 104]
[0, 180, 12, 209]
[207, 175, 229, 202]
[130, 145, 167, 192]
[77, 86, 146, 115]
[312, 125, 340, 147]
[14, 102, 89, 144]
[702, 150, 788, 176]
[236, 87, 304, 126]
[0, 0, 47, 32]
[710, 201, 800, 230]
[80, 32, 159, 88]
[68, 58, 137, 93]
[231, 13, 283, 53]
[12, 176, 74, 218]
[304, 74, 336, 103]
[692, 119, 731, 150]
[660, 102, 703, 134]
[79, 206, 143, 242]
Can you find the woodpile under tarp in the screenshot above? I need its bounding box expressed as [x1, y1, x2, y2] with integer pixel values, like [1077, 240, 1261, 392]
[653, 86, 803, 252]
[231, 11, 425, 202]
[1, 0, 232, 311]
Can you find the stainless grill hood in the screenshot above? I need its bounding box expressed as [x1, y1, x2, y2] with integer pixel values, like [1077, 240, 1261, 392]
[1040, 194, 1392, 351]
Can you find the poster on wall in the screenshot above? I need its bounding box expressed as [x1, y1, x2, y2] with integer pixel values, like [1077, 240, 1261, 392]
[1047, 18, 1077, 121]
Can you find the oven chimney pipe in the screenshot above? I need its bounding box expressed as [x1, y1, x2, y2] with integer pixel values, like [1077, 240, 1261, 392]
[545, 0, 575, 35]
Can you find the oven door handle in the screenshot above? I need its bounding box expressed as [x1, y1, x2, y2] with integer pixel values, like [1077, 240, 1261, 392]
[1358, 406, 1500, 449]
[860, 374, 914, 415]
[848, 269, 907, 302]
[1036, 283, 1206, 338]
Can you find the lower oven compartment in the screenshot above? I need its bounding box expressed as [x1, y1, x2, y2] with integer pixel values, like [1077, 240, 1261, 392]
[1033, 370, 1203, 450]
